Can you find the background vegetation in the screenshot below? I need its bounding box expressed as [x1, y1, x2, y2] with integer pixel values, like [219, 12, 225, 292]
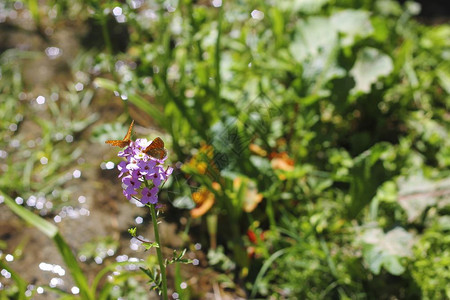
[0, 0, 449, 299]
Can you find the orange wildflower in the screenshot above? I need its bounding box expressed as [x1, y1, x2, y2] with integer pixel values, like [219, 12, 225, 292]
[190, 185, 218, 218]
[270, 152, 295, 171]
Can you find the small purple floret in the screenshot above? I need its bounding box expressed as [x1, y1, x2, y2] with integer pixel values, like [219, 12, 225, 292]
[117, 138, 171, 204]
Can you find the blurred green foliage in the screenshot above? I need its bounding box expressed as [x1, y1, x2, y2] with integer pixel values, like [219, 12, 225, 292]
[0, 50, 98, 214]
[1, 0, 449, 298]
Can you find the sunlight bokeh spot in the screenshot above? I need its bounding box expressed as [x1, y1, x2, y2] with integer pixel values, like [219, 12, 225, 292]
[36, 95, 46, 104]
[10, 139, 20, 148]
[72, 169, 81, 178]
[251, 9, 264, 20]
[71, 286, 80, 294]
[1, 269, 11, 278]
[75, 82, 84, 91]
[116, 255, 128, 262]
[49, 277, 64, 287]
[55, 132, 64, 140]
[13, 2, 23, 9]
[26, 196, 36, 207]
[112, 7, 122, 16]
[105, 161, 115, 169]
[130, 243, 139, 251]
[15, 197, 23, 205]
[45, 47, 62, 59]
[78, 195, 86, 203]
[94, 257, 103, 264]
[35, 201, 44, 210]
[212, 0, 222, 8]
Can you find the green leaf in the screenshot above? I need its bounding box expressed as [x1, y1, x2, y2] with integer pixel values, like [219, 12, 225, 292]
[279, 0, 329, 13]
[172, 196, 195, 209]
[360, 227, 413, 276]
[290, 17, 337, 63]
[2, 192, 93, 300]
[94, 78, 164, 125]
[142, 242, 159, 250]
[350, 47, 393, 95]
[436, 67, 450, 94]
[0, 260, 27, 300]
[397, 174, 450, 222]
[93, 78, 118, 92]
[128, 227, 137, 237]
[2, 193, 57, 237]
[127, 93, 164, 126]
[383, 255, 405, 275]
[330, 10, 373, 46]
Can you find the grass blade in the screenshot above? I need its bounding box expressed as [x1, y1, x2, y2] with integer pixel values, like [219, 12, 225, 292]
[1, 192, 93, 300]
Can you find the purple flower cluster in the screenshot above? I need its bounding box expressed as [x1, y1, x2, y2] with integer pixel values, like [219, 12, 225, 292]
[117, 138, 173, 204]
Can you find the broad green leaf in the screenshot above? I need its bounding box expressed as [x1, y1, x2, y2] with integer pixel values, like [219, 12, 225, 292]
[350, 47, 393, 95]
[290, 17, 337, 63]
[436, 67, 450, 94]
[397, 174, 450, 222]
[375, 0, 403, 16]
[383, 255, 405, 275]
[330, 10, 374, 47]
[279, 0, 329, 13]
[359, 227, 413, 275]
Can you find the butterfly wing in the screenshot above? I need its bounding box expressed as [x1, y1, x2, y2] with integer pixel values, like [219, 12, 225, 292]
[147, 137, 164, 149]
[105, 140, 130, 147]
[105, 120, 134, 148]
[123, 120, 134, 142]
[144, 137, 168, 159]
[148, 148, 168, 160]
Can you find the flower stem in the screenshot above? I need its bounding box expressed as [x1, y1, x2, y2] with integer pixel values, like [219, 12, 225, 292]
[149, 204, 168, 300]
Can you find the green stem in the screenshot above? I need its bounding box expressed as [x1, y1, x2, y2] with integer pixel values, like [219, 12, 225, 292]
[266, 196, 277, 230]
[214, 2, 223, 103]
[149, 204, 168, 300]
[100, 16, 113, 56]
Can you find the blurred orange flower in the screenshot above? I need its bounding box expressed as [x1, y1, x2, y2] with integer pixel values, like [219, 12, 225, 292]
[249, 143, 267, 156]
[270, 152, 295, 171]
[233, 177, 263, 213]
[185, 144, 220, 180]
[190, 183, 220, 218]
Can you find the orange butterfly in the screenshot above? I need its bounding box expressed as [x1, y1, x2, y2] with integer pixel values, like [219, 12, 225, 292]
[105, 120, 134, 148]
[144, 137, 168, 160]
